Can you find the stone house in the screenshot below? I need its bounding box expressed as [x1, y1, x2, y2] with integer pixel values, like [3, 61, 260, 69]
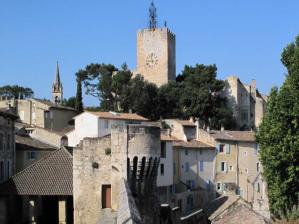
[225, 76, 267, 129]
[0, 110, 18, 183]
[0, 124, 163, 224]
[164, 119, 217, 216]
[157, 133, 175, 204]
[15, 134, 58, 172]
[205, 193, 271, 224]
[0, 98, 77, 132]
[197, 127, 270, 219]
[66, 111, 148, 147]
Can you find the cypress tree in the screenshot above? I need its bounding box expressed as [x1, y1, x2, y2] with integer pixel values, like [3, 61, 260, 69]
[75, 77, 84, 113]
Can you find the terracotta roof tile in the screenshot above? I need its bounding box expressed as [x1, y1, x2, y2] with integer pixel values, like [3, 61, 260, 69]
[0, 147, 73, 195]
[210, 130, 255, 142]
[173, 139, 214, 149]
[87, 111, 148, 121]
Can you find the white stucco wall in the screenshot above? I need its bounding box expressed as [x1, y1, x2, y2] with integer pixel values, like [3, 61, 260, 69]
[178, 148, 215, 190]
[157, 141, 173, 187]
[67, 113, 99, 146]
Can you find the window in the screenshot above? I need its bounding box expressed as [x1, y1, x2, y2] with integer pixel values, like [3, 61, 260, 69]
[220, 162, 227, 172]
[6, 134, 10, 150]
[256, 162, 260, 172]
[173, 163, 176, 175]
[27, 151, 37, 160]
[199, 160, 204, 172]
[19, 111, 25, 121]
[187, 180, 195, 190]
[219, 144, 225, 153]
[6, 161, 10, 179]
[244, 168, 248, 173]
[45, 111, 49, 119]
[241, 109, 248, 122]
[254, 143, 259, 154]
[244, 151, 247, 156]
[185, 149, 188, 156]
[185, 162, 190, 172]
[199, 149, 202, 155]
[256, 183, 260, 193]
[160, 164, 164, 176]
[216, 182, 222, 191]
[0, 133, 3, 150]
[0, 161, 4, 183]
[104, 119, 109, 129]
[229, 165, 233, 171]
[237, 188, 244, 198]
[161, 142, 166, 158]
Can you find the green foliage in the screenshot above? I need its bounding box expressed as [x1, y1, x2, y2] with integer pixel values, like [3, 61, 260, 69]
[75, 76, 84, 112]
[256, 35, 299, 218]
[62, 96, 76, 109]
[76, 63, 236, 128]
[0, 85, 34, 99]
[178, 64, 236, 129]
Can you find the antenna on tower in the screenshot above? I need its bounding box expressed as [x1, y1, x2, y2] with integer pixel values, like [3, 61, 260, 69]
[148, 1, 157, 30]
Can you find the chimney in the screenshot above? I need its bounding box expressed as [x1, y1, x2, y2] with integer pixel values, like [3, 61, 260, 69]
[221, 125, 225, 132]
[207, 126, 210, 133]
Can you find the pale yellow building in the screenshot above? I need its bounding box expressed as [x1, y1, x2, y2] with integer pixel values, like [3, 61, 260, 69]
[225, 76, 267, 129]
[197, 128, 270, 219]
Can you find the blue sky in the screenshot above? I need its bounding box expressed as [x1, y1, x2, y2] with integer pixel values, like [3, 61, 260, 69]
[1, 1, 298, 106]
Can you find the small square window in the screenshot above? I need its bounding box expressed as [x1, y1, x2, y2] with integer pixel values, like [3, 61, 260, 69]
[219, 144, 225, 153]
[27, 151, 37, 160]
[160, 164, 164, 176]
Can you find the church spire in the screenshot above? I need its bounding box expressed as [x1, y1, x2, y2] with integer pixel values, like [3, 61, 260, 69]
[52, 61, 63, 104]
[55, 61, 61, 85]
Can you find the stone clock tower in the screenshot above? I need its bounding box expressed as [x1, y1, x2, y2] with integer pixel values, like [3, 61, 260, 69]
[136, 3, 176, 87]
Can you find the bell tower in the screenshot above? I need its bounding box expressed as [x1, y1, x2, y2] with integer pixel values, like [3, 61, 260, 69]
[136, 2, 176, 87]
[52, 62, 63, 104]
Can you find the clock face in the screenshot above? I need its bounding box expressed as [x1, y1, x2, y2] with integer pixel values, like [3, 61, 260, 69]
[146, 53, 158, 69]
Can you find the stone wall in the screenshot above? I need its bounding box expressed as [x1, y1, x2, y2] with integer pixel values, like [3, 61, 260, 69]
[136, 28, 176, 87]
[73, 124, 161, 224]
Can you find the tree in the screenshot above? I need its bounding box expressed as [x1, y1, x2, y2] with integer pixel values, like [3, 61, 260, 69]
[62, 96, 76, 109]
[178, 64, 236, 129]
[0, 85, 34, 99]
[75, 76, 84, 113]
[256, 35, 299, 218]
[119, 75, 160, 120]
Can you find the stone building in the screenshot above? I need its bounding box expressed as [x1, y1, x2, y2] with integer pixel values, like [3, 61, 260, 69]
[15, 134, 58, 172]
[205, 193, 270, 224]
[136, 27, 176, 87]
[0, 98, 77, 132]
[197, 127, 270, 219]
[135, 3, 176, 87]
[225, 76, 267, 129]
[0, 110, 18, 183]
[67, 111, 148, 147]
[0, 124, 163, 224]
[164, 119, 216, 216]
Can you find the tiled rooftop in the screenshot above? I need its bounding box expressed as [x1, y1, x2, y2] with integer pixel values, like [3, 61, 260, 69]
[0, 147, 73, 195]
